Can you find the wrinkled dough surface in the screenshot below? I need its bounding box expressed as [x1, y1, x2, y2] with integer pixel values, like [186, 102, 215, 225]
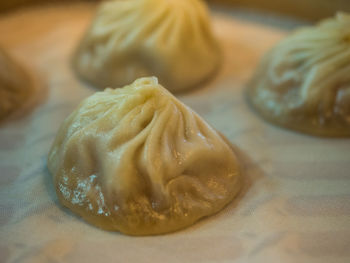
[248, 13, 350, 137]
[48, 77, 241, 235]
[73, 0, 221, 92]
[0, 48, 33, 122]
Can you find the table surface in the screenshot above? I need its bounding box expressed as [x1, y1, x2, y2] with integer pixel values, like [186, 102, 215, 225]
[0, 3, 349, 263]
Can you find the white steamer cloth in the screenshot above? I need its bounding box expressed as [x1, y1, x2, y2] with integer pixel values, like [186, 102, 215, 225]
[0, 3, 349, 263]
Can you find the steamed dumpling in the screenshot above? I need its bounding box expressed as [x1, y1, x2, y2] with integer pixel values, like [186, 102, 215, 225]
[0, 48, 34, 122]
[247, 13, 350, 137]
[48, 77, 241, 235]
[73, 0, 221, 93]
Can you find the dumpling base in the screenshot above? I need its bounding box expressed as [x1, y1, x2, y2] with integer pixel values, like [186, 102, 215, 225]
[247, 82, 350, 137]
[56, 174, 241, 236]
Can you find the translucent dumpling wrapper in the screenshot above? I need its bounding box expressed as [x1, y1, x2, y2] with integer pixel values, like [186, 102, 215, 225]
[48, 77, 241, 235]
[72, 0, 221, 93]
[0, 48, 35, 122]
[247, 13, 350, 137]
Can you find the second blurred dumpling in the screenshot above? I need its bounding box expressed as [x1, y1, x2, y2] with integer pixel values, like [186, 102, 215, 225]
[73, 0, 221, 92]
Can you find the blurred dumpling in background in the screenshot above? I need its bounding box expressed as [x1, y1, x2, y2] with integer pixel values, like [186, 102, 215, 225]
[247, 13, 350, 137]
[0, 47, 35, 123]
[48, 77, 241, 235]
[73, 0, 221, 93]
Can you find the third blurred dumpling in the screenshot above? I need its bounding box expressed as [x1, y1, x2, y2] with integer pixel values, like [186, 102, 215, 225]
[247, 13, 350, 137]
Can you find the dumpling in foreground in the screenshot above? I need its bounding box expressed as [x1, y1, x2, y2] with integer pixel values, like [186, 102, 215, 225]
[247, 13, 350, 137]
[48, 77, 241, 235]
[73, 0, 221, 93]
[0, 48, 34, 122]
